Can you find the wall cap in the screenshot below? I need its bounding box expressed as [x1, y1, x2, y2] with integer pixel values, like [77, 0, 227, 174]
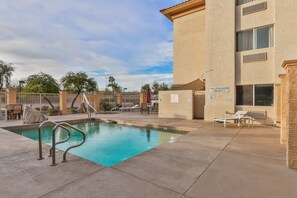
[282, 59, 297, 69]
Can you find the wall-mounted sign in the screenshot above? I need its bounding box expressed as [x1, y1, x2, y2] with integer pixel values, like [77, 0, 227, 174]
[210, 87, 230, 93]
[171, 94, 179, 103]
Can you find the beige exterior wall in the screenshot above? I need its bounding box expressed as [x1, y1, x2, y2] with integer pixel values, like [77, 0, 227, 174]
[173, 10, 205, 85]
[275, 0, 297, 83]
[159, 90, 193, 120]
[234, 1, 276, 124]
[204, 0, 236, 121]
[236, 48, 275, 85]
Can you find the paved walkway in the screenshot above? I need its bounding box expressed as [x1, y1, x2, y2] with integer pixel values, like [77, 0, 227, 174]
[0, 112, 296, 198]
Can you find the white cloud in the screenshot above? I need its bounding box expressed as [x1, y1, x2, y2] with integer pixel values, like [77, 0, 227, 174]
[0, 0, 179, 90]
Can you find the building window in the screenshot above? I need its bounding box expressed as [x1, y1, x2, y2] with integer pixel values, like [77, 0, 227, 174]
[236, 26, 274, 52]
[255, 84, 274, 106]
[236, 0, 253, 6]
[236, 84, 274, 106]
[237, 30, 253, 51]
[236, 85, 253, 105]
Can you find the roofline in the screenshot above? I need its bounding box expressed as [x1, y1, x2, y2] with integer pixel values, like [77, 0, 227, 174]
[160, 0, 205, 22]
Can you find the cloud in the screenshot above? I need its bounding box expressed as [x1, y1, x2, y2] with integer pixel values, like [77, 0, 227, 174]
[0, 0, 182, 90]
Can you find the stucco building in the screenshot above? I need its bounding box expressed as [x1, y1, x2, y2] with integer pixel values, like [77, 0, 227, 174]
[160, 0, 297, 125]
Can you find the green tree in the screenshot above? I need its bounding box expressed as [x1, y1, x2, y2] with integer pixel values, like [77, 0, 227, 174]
[159, 82, 170, 91]
[141, 83, 150, 92]
[151, 81, 159, 95]
[0, 60, 15, 90]
[151, 81, 170, 95]
[107, 76, 122, 94]
[102, 87, 112, 95]
[22, 72, 60, 109]
[61, 72, 98, 108]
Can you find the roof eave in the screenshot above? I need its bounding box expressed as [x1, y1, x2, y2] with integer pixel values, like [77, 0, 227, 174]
[160, 0, 205, 22]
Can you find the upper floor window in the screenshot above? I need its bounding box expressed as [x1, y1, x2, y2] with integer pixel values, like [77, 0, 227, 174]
[236, 0, 253, 6]
[236, 25, 274, 52]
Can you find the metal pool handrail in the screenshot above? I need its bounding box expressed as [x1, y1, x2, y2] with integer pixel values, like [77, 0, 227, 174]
[52, 122, 86, 164]
[49, 128, 71, 158]
[38, 120, 71, 161]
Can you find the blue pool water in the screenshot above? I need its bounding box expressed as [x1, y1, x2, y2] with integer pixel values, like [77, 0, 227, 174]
[14, 122, 183, 166]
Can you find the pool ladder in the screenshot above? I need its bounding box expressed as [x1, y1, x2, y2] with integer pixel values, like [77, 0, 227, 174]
[38, 120, 86, 166]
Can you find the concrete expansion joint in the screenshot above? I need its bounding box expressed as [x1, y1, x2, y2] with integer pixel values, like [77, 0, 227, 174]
[184, 127, 243, 195]
[38, 167, 105, 198]
[110, 166, 184, 196]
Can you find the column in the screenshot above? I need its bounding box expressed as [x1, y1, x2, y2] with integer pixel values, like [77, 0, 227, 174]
[275, 84, 281, 127]
[93, 92, 100, 113]
[6, 88, 17, 104]
[279, 74, 286, 144]
[282, 60, 297, 169]
[140, 92, 146, 105]
[59, 90, 68, 115]
[117, 94, 123, 105]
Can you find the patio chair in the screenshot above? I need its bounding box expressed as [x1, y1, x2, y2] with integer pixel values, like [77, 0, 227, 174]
[131, 104, 140, 111]
[12, 104, 23, 120]
[6, 104, 14, 120]
[227, 111, 255, 127]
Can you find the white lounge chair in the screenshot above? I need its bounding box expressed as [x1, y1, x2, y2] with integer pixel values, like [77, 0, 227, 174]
[214, 111, 253, 127]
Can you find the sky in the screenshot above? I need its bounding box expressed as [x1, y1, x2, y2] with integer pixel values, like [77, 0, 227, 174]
[0, 0, 185, 91]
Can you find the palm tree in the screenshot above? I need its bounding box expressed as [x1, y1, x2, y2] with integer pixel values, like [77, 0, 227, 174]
[0, 60, 15, 90]
[107, 76, 122, 94]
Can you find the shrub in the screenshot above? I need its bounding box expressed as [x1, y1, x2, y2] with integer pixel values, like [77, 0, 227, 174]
[47, 108, 60, 116]
[69, 107, 79, 114]
[100, 101, 111, 111]
[41, 106, 49, 112]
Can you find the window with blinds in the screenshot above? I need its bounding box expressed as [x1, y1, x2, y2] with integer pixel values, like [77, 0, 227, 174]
[236, 25, 274, 52]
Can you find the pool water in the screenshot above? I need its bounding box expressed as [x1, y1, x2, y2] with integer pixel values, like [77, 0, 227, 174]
[14, 122, 183, 166]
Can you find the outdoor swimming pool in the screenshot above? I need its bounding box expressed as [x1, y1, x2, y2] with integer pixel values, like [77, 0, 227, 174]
[13, 122, 183, 166]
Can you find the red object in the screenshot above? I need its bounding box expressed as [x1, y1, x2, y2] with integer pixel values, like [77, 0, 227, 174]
[146, 87, 151, 104]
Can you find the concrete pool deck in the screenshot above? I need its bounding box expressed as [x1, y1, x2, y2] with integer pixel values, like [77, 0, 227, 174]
[1, 112, 297, 198]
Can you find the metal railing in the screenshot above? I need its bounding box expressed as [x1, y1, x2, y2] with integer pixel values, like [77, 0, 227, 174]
[38, 120, 86, 166]
[17, 92, 59, 112]
[122, 92, 140, 107]
[100, 93, 118, 109]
